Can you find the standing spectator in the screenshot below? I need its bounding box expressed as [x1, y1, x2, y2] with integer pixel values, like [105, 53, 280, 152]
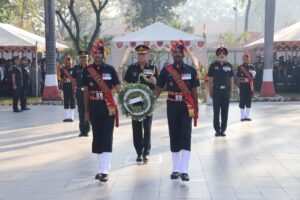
[11, 56, 23, 112]
[20, 57, 31, 110]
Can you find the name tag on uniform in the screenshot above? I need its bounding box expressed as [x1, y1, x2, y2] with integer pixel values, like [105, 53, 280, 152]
[182, 73, 192, 80]
[128, 96, 143, 105]
[223, 66, 231, 72]
[175, 95, 183, 101]
[143, 69, 154, 75]
[102, 73, 112, 80]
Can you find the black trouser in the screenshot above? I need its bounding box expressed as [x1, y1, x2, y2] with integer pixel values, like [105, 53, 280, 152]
[213, 88, 230, 133]
[89, 100, 115, 154]
[132, 115, 152, 156]
[20, 85, 29, 109]
[239, 83, 252, 109]
[167, 100, 192, 152]
[76, 90, 90, 134]
[12, 87, 21, 111]
[63, 83, 75, 109]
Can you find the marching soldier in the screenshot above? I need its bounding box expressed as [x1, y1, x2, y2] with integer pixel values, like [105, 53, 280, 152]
[207, 47, 234, 137]
[60, 56, 76, 122]
[154, 41, 199, 181]
[124, 45, 158, 163]
[82, 39, 120, 182]
[237, 54, 256, 121]
[72, 51, 90, 137]
[11, 55, 23, 112]
[20, 57, 31, 111]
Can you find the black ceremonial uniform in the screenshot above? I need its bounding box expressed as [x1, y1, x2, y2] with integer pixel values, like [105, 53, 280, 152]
[237, 64, 255, 109]
[12, 64, 23, 112]
[157, 64, 200, 152]
[20, 63, 30, 110]
[60, 66, 75, 109]
[124, 63, 158, 158]
[72, 64, 90, 136]
[207, 61, 234, 133]
[82, 63, 120, 153]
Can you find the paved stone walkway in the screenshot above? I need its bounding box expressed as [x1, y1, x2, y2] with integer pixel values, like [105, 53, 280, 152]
[0, 101, 300, 200]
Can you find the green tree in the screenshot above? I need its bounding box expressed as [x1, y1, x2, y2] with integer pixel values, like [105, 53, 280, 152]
[56, 0, 109, 52]
[131, 0, 187, 27]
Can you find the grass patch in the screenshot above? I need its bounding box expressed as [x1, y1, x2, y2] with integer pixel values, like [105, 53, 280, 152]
[0, 97, 42, 105]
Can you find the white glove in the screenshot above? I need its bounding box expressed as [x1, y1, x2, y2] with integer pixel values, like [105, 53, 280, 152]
[237, 88, 240, 94]
[249, 70, 256, 78]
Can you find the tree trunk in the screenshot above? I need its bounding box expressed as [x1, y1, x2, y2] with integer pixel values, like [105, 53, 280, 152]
[260, 0, 276, 97]
[43, 0, 61, 101]
[244, 0, 251, 32]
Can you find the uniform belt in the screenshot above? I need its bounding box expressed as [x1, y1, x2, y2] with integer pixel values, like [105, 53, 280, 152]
[168, 92, 185, 102]
[89, 91, 105, 100]
[214, 85, 229, 90]
[239, 78, 250, 83]
[77, 87, 85, 91]
[63, 78, 71, 83]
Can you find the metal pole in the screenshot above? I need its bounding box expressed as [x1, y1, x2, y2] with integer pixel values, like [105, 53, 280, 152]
[35, 43, 38, 97]
[234, 0, 237, 65]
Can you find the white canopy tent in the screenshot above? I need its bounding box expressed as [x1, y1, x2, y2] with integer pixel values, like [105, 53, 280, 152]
[109, 22, 208, 77]
[245, 21, 300, 51]
[0, 23, 68, 60]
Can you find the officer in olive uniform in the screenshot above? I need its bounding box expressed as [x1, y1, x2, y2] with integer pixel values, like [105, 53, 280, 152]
[72, 51, 90, 137]
[207, 47, 234, 137]
[154, 41, 200, 182]
[124, 45, 158, 163]
[60, 56, 75, 122]
[20, 57, 31, 111]
[82, 39, 121, 182]
[237, 54, 256, 121]
[11, 55, 23, 112]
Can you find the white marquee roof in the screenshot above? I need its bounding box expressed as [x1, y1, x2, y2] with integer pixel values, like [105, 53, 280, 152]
[0, 23, 68, 51]
[245, 21, 300, 48]
[112, 22, 204, 48]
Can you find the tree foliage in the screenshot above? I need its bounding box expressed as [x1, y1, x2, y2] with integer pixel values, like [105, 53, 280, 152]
[56, 0, 109, 52]
[131, 0, 187, 27]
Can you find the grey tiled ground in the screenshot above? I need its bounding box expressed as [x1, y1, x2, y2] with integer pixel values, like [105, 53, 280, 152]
[0, 100, 300, 200]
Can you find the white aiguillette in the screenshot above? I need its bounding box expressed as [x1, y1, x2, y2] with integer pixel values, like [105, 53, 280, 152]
[128, 96, 143, 105]
[143, 69, 154, 75]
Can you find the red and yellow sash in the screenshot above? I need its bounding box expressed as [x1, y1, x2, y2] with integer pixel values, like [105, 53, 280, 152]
[240, 66, 254, 97]
[166, 65, 198, 127]
[87, 66, 119, 127]
[62, 68, 75, 92]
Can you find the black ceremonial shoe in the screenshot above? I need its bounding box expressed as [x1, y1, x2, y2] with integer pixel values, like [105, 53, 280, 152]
[63, 119, 68, 122]
[99, 174, 109, 182]
[180, 173, 190, 181]
[215, 132, 221, 137]
[143, 155, 149, 163]
[241, 118, 246, 122]
[13, 109, 23, 113]
[170, 172, 180, 180]
[22, 107, 31, 111]
[79, 133, 88, 137]
[245, 118, 252, 121]
[136, 155, 142, 162]
[220, 132, 226, 137]
[68, 119, 74, 122]
[95, 173, 101, 180]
